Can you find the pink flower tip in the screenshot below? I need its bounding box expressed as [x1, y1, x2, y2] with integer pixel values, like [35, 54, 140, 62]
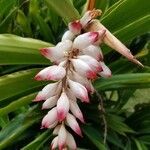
[86, 70, 97, 79]
[75, 127, 83, 137]
[40, 126, 44, 129]
[89, 32, 99, 43]
[33, 95, 44, 102]
[58, 144, 65, 150]
[82, 94, 90, 103]
[34, 75, 42, 81]
[69, 21, 82, 34]
[57, 111, 66, 122]
[80, 116, 85, 124]
[96, 66, 103, 72]
[40, 48, 49, 56]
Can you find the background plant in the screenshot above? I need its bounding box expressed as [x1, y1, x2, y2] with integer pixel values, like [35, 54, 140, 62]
[0, 0, 150, 149]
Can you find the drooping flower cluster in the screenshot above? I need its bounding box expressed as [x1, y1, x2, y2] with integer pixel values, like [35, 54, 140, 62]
[34, 9, 142, 150]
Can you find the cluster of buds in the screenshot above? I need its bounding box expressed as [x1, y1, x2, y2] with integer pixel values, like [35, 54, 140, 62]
[34, 9, 142, 150]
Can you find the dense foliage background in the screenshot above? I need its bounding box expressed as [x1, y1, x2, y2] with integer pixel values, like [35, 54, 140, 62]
[0, 0, 150, 149]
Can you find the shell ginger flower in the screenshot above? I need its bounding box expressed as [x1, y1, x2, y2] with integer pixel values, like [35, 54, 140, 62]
[34, 9, 143, 150]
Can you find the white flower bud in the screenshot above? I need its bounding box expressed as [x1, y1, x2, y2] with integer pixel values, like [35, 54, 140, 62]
[34, 65, 66, 81]
[34, 82, 60, 101]
[71, 58, 97, 79]
[66, 113, 82, 137]
[73, 32, 100, 50]
[68, 79, 89, 103]
[99, 61, 112, 78]
[57, 92, 70, 121]
[41, 107, 57, 128]
[40, 40, 72, 63]
[62, 30, 75, 41]
[58, 124, 67, 150]
[68, 21, 82, 35]
[78, 55, 102, 73]
[82, 45, 103, 61]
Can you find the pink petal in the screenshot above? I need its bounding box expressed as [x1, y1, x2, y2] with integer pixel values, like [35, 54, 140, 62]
[68, 79, 89, 103]
[71, 59, 97, 79]
[99, 62, 112, 78]
[78, 55, 102, 73]
[68, 21, 82, 35]
[70, 100, 85, 123]
[42, 95, 58, 109]
[73, 32, 100, 50]
[61, 30, 75, 41]
[51, 136, 58, 150]
[33, 82, 60, 101]
[34, 65, 66, 81]
[82, 45, 103, 61]
[66, 132, 77, 150]
[57, 92, 70, 122]
[66, 113, 82, 137]
[58, 124, 67, 150]
[41, 107, 57, 128]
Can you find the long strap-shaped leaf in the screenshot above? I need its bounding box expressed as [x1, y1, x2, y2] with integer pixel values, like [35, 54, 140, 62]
[0, 106, 42, 150]
[0, 34, 51, 64]
[101, 0, 150, 33]
[94, 73, 150, 91]
[0, 69, 46, 103]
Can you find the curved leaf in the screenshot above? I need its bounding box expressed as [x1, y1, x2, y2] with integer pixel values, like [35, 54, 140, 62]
[21, 130, 52, 150]
[114, 15, 150, 43]
[0, 69, 46, 103]
[101, 0, 150, 33]
[94, 73, 150, 91]
[0, 106, 41, 150]
[45, 0, 80, 23]
[0, 93, 37, 116]
[82, 125, 107, 150]
[0, 34, 51, 64]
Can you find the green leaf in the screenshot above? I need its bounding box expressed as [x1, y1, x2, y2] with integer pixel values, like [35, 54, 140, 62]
[0, 0, 16, 19]
[0, 69, 46, 103]
[107, 130, 124, 149]
[101, 0, 150, 33]
[82, 125, 107, 150]
[134, 138, 148, 150]
[0, 93, 37, 116]
[45, 0, 80, 23]
[21, 130, 52, 150]
[139, 135, 150, 145]
[94, 73, 150, 91]
[16, 9, 32, 36]
[114, 15, 150, 43]
[0, 34, 51, 64]
[95, 0, 109, 13]
[106, 114, 134, 135]
[116, 89, 136, 109]
[0, 7, 18, 33]
[0, 106, 41, 149]
[101, 0, 150, 53]
[0, 115, 9, 128]
[31, 14, 55, 43]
